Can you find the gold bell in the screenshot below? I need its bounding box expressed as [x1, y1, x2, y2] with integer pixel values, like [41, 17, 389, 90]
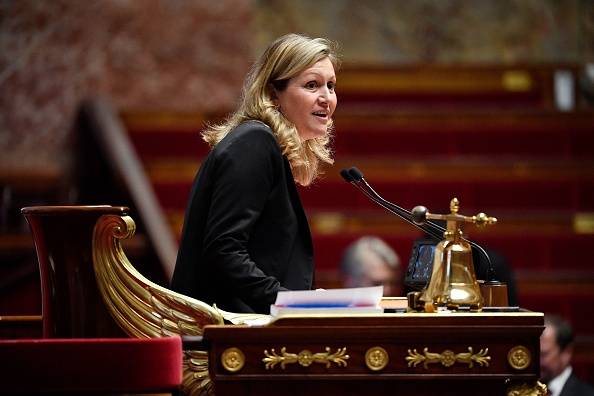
[416, 198, 496, 312]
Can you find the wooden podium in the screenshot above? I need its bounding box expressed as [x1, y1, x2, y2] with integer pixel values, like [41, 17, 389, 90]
[203, 312, 545, 395]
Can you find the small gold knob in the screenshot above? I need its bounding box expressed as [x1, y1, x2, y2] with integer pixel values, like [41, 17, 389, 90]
[365, 346, 389, 371]
[222, 347, 245, 373]
[508, 345, 531, 371]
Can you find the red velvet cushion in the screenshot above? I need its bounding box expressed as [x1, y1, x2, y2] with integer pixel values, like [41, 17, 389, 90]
[0, 336, 182, 393]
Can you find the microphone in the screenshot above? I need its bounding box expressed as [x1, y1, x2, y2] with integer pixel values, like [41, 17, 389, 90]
[340, 166, 499, 283]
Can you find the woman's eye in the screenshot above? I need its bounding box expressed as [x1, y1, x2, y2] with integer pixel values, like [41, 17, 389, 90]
[306, 81, 317, 89]
[328, 82, 335, 91]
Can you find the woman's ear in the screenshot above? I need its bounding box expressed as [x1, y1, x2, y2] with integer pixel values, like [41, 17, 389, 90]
[268, 83, 278, 100]
[268, 83, 280, 109]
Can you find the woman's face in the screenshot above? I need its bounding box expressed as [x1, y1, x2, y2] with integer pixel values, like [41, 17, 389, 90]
[274, 57, 337, 141]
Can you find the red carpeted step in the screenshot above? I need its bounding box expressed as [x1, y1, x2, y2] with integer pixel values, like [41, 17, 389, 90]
[311, 233, 421, 272]
[298, 178, 594, 213]
[311, 231, 594, 273]
[332, 111, 594, 158]
[128, 129, 209, 159]
[518, 276, 594, 335]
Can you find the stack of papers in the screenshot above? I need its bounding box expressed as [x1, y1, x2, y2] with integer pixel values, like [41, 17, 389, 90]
[270, 286, 384, 317]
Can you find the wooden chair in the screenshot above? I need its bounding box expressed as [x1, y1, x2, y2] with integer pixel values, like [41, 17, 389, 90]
[21, 205, 130, 338]
[0, 206, 185, 394]
[20, 205, 265, 396]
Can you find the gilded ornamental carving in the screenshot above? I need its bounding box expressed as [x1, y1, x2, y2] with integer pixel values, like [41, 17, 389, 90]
[263, 347, 349, 369]
[222, 347, 245, 373]
[507, 345, 532, 371]
[365, 346, 389, 371]
[406, 346, 490, 369]
[506, 380, 547, 396]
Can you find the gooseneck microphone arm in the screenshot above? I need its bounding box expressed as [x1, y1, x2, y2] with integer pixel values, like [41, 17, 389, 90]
[340, 168, 443, 240]
[349, 168, 422, 221]
[340, 167, 498, 282]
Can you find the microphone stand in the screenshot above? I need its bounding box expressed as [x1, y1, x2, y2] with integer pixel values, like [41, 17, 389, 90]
[341, 167, 499, 283]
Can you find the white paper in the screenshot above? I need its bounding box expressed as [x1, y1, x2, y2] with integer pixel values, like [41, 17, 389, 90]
[273, 286, 383, 308]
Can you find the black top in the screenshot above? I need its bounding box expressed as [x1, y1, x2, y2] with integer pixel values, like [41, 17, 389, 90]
[171, 121, 315, 314]
[559, 371, 594, 396]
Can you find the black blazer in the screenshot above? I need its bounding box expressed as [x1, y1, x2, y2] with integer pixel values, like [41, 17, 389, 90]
[170, 121, 315, 314]
[559, 371, 594, 396]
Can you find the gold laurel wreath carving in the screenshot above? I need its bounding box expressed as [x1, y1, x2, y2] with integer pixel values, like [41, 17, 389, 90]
[506, 380, 547, 396]
[182, 349, 212, 396]
[406, 347, 490, 369]
[263, 347, 350, 369]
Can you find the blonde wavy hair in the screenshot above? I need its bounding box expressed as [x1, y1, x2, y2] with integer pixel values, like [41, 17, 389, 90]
[202, 33, 341, 186]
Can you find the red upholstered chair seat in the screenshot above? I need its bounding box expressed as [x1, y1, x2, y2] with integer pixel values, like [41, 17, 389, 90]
[0, 336, 182, 394]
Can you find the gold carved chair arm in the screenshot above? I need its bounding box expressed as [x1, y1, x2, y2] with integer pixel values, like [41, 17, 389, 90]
[92, 214, 224, 337]
[92, 213, 267, 395]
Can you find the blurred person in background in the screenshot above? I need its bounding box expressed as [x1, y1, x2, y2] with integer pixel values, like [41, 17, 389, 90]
[540, 314, 594, 396]
[340, 236, 402, 297]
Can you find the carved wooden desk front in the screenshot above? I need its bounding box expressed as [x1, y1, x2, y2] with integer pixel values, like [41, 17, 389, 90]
[203, 312, 545, 396]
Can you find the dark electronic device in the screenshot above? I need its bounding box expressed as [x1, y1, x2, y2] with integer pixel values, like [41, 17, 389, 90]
[404, 239, 491, 291]
[404, 238, 439, 290]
